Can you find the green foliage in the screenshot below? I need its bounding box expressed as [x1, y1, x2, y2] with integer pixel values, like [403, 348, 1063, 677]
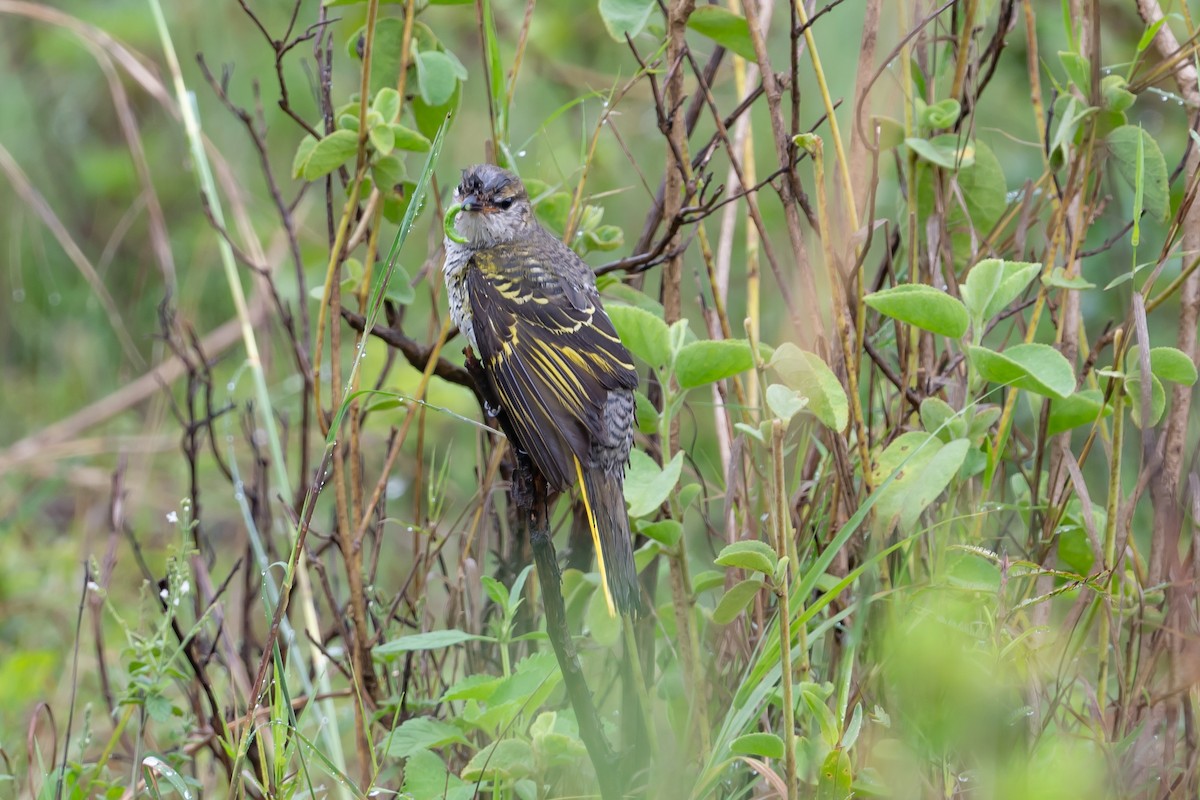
[6, 2, 1199, 799]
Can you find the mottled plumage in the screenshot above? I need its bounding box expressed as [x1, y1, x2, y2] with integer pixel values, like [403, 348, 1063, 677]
[443, 164, 642, 616]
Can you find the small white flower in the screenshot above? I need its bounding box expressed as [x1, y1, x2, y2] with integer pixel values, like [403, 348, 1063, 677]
[179, 580, 190, 596]
[166, 511, 179, 524]
[160, 588, 169, 600]
[87, 581, 100, 593]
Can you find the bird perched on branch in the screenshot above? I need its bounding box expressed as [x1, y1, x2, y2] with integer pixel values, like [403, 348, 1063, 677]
[442, 164, 642, 617]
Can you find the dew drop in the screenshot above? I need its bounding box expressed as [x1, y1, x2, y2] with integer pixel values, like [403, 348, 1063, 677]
[517, 150, 527, 157]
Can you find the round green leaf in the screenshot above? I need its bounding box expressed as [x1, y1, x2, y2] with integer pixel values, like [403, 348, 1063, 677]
[729, 731, 784, 759]
[712, 577, 764, 625]
[675, 339, 754, 389]
[715, 540, 779, 576]
[638, 519, 682, 547]
[686, 6, 756, 61]
[462, 739, 534, 782]
[598, 0, 656, 40]
[608, 304, 671, 370]
[768, 344, 849, 431]
[1107, 125, 1169, 222]
[624, 450, 683, 518]
[864, 284, 969, 338]
[291, 134, 317, 179]
[906, 134, 976, 169]
[961, 258, 1041, 326]
[766, 383, 807, 423]
[303, 129, 359, 181]
[1047, 389, 1112, 436]
[915, 139, 1007, 265]
[870, 433, 969, 530]
[1145, 346, 1197, 386]
[1125, 374, 1166, 429]
[374, 629, 486, 660]
[382, 717, 469, 759]
[1042, 266, 1095, 290]
[391, 123, 432, 152]
[968, 343, 1076, 399]
[415, 50, 459, 107]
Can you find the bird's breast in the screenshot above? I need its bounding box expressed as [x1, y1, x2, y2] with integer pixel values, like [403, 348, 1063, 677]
[442, 240, 477, 350]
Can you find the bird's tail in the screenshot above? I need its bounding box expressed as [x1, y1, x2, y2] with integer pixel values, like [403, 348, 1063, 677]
[575, 457, 642, 617]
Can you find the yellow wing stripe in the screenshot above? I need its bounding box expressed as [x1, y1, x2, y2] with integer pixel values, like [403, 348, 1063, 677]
[575, 455, 616, 618]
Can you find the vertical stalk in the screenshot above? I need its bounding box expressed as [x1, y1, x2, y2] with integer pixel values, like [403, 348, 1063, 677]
[772, 419, 798, 800]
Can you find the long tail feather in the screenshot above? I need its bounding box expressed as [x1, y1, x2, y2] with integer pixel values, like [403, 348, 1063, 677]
[575, 456, 641, 617]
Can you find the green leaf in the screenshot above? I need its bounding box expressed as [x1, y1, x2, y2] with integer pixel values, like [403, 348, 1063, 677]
[870, 434, 970, 530]
[802, 685, 842, 750]
[915, 139, 1007, 264]
[686, 6, 756, 61]
[373, 262, 415, 305]
[1042, 266, 1095, 290]
[712, 577, 764, 625]
[372, 154, 407, 193]
[961, 258, 1041, 328]
[415, 50, 460, 107]
[634, 390, 658, 434]
[692, 569, 725, 594]
[624, 450, 684, 518]
[303, 129, 359, 181]
[374, 629, 487, 659]
[369, 122, 395, 157]
[815, 748, 853, 800]
[598, 0, 656, 40]
[1107, 125, 1169, 222]
[382, 717, 469, 758]
[608, 304, 671, 370]
[582, 224, 624, 252]
[918, 98, 961, 130]
[1137, 18, 1168, 53]
[291, 134, 317, 179]
[1126, 374, 1166, 428]
[919, 397, 966, 442]
[638, 519, 682, 547]
[968, 343, 1076, 399]
[905, 134, 975, 169]
[402, 749, 475, 800]
[490, 652, 561, 708]
[766, 383, 807, 423]
[373, 87, 401, 122]
[1139, 346, 1198, 385]
[1058, 50, 1091, 96]
[586, 586, 621, 645]
[1047, 389, 1112, 436]
[729, 732, 784, 759]
[441, 673, 500, 704]
[412, 80, 461, 142]
[462, 739, 535, 782]
[675, 339, 754, 389]
[140, 756, 192, 800]
[392, 123, 432, 152]
[864, 284, 969, 338]
[715, 540, 779, 576]
[769, 344, 849, 431]
[1102, 74, 1136, 115]
[349, 18, 407, 97]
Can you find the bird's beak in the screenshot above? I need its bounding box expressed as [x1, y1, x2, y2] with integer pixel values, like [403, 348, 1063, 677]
[461, 194, 481, 212]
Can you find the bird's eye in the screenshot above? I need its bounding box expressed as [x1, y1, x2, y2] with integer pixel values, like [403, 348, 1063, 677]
[495, 198, 514, 210]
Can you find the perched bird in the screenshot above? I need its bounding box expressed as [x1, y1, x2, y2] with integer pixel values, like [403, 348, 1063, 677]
[442, 164, 642, 616]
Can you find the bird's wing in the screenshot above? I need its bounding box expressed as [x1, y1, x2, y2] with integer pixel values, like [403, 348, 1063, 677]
[467, 243, 637, 491]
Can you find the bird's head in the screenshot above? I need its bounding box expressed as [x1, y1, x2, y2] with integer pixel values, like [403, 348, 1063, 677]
[448, 164, 533, 247]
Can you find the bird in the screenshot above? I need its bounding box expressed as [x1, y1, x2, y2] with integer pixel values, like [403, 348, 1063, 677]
[441, 163, 642, 617]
